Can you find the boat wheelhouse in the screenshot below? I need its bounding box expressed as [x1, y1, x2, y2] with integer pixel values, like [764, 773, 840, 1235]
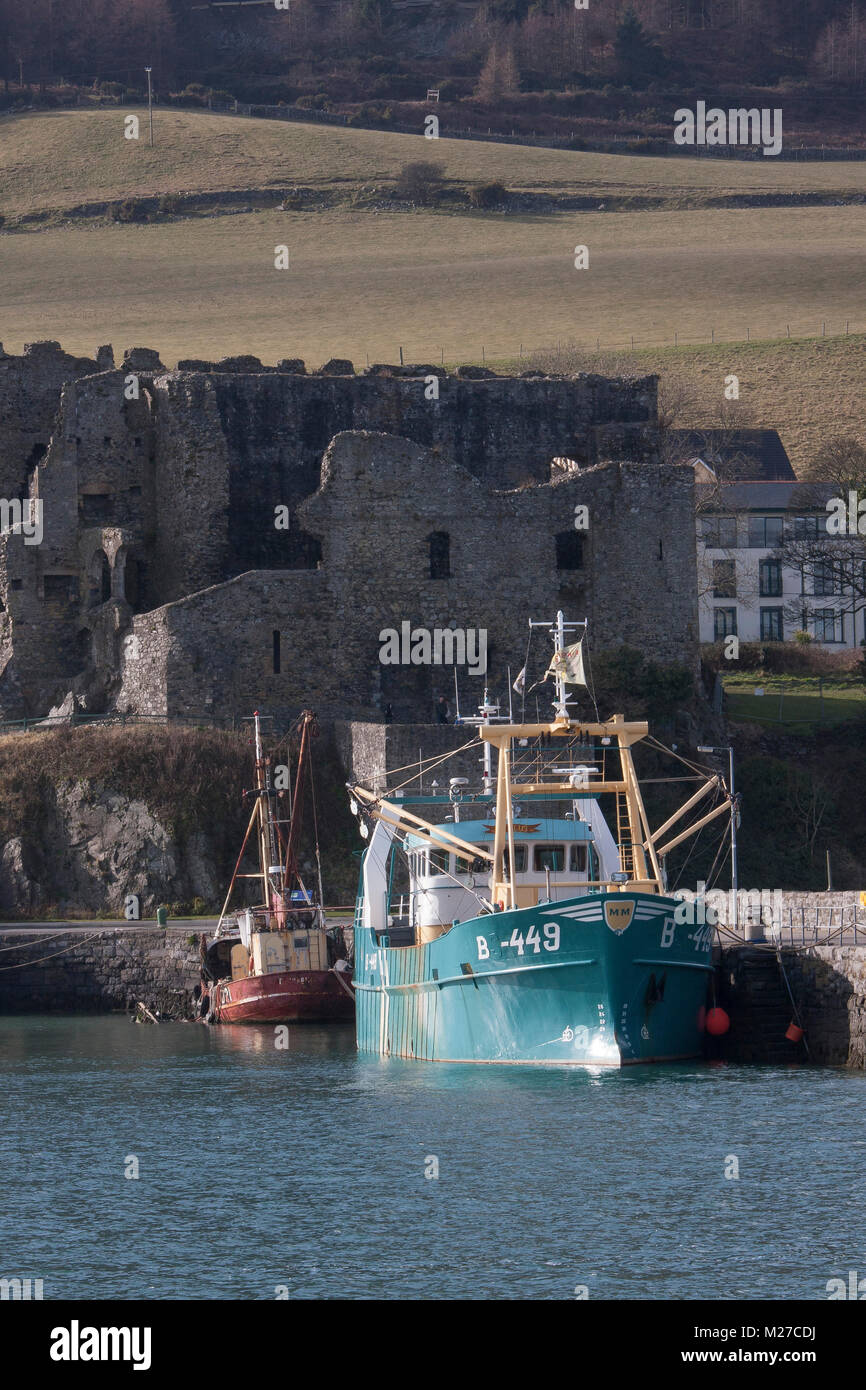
[199, 711, 354, 1025]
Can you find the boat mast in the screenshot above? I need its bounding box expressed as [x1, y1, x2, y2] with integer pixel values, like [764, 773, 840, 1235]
[252, 711, 277, 906]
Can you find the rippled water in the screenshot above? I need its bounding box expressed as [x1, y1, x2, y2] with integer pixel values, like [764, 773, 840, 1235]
[1, 1016, 864, 1300]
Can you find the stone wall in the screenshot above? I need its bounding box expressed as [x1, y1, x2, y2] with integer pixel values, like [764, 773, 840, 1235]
[718, 944, 866, 1067]
[0, 928, 200, 1018]
[114, 432, 697, 723]
[0, 342, 685, 724]
[0, 340, 105, 502]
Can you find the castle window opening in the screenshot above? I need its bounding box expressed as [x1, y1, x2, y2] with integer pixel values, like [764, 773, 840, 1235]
[555, 531, 583, 571]
[658, 539, 663, 560]
[428, 531, 451, 579]
[88, 549, 112, 607]
[124, 554, 142, 610]
[81, 493, 112, 525]
[43, 574, 79, 603]
[273, 629, 281, 675]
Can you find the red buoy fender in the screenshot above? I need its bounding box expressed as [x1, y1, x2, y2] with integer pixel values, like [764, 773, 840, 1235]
[706, 1007, 730, 1036]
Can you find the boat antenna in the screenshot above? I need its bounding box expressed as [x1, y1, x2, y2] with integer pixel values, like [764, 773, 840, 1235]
[527, 611, 588, 719]
[453, 666, 460, 722]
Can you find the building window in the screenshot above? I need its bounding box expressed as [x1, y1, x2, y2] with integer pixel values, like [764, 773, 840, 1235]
[555, 531, 584, 570]
[759, 559, 782, 596]
[428, 531, 450, 580]
[794, 516, 819, 539]
[811, 560, 837, 596]
[712, 560, 736, 598]
[714, 608, 737, 639]
[760, 607, 784, 641]
[701, 515, 737, 549]
[812, 609, 842, 643]
[747, 516, 784, 548]
[272, 629, 281, 674]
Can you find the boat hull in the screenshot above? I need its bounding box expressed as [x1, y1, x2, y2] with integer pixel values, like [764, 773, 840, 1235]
[354, 893, 713, 1066]
[213, 969, 354, 1024]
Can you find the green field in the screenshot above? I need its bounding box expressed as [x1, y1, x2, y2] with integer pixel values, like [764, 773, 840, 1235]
[1, 108, 864, 469]
[722, 674, 866, 728]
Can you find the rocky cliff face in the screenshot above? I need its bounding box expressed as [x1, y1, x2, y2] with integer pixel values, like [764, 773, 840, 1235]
[0, 723, 357, 919]
[0, 784, 222, 918]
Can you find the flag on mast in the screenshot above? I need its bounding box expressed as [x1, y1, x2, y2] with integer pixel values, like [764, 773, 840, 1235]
[512, 666, 526, 695]
[546, 639, 586, 686]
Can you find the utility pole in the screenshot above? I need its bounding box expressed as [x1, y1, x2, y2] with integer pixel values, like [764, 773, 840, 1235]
[145, 67, 154, 147]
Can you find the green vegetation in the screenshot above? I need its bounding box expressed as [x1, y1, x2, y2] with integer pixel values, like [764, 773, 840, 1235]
[722, 673, 866, 729]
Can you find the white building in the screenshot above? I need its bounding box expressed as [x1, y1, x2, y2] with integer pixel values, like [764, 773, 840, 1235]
[697, 480, 863, 649]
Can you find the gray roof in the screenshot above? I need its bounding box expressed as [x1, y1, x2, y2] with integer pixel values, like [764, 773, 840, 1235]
[699, 480, 838, 511]
[671, 428, 796, 480]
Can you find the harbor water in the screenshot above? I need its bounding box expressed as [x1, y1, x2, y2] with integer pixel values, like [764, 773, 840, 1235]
[2, 1016, 864, 1301]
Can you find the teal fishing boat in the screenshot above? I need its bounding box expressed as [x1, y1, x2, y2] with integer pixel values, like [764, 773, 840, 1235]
[349, 615, 730, 1067]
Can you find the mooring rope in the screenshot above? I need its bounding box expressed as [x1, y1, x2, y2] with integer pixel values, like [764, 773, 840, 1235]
[0, 929, 112, 970]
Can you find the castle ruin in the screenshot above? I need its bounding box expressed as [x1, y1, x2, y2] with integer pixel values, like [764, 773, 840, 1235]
[0, 342, 698, 724]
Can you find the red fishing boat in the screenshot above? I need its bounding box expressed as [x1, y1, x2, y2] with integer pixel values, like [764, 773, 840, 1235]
[197, 711, 354, 1025]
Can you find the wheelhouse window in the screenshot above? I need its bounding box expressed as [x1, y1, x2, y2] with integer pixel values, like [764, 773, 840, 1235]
[713, 607, 737, 639]
[534, 844, 565, 872]
[428, 847, 450, 875]
[459, 845, 492, 876]
[502, 844, 527, 874]
[569, 843, 588, 872]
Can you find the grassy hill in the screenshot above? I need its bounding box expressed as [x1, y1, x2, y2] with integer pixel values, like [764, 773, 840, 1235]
[3, 108, 866, 217]
[1, 109, 863, 469]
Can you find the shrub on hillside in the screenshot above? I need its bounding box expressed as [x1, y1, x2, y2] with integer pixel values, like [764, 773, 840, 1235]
[701, 640, 852, 676]
[114, 198, 148, 223]
[395, 160, 446, 205]
[468, 181, 507, 209]
[592, 646, 694, 720]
